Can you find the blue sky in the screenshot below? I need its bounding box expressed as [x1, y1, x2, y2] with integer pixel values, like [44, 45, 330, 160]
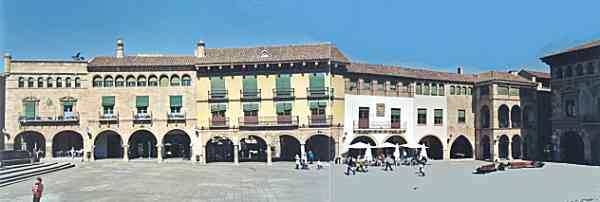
[2, 0, 600, 73]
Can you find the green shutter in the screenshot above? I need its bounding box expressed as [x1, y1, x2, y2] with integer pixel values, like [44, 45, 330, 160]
[170, 96, 182, 107]
[243, 76, 257, 91]
[24, 102, 36, 118]
[435, 109, 443, 117]
[102, 96, 115, 107]
[211, 104, 227, 112]
[309, 101, 327, 109]
[63, 101, 73, 107]
[136, 96, 149, 107]
[309, 73, 325, 89]
[391, 109, 401, 116]
[276, 102, 292, 113]
[276, 74, 291, 89]
[243, 103, 259, 112]
[210, 77, 225, 91]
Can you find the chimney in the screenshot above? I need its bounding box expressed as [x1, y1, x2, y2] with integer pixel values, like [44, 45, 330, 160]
[116, 38, 125, 58]
[3, 53, 11, 73]
[195, 40, 206, 58]
[457, 66, 463, 75]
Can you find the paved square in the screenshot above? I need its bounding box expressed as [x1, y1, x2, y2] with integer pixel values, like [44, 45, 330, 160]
[2, 160, 600, 202]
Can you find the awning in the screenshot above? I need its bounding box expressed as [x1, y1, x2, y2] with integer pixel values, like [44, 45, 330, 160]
[243, 103, 259, 112]
[309, 101, 327, 109]
[275, 102, 292, 113]
[136, 96, 149, 107]
[102, 96, 115, 107]
[211, 104, 227, 112]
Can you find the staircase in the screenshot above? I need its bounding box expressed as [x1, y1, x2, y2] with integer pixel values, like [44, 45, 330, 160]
[0, 162, 75, 187]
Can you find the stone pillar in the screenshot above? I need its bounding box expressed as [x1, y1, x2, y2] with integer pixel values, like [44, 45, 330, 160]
[443, 146, 450, 160]
[200, 145, 206, 165]
[492, 137, 499, 162]
[90, 145, 95, 161]
[44, 144, 53, 160]
[233, 145, 239, 165]
[157, 144, 163, 162]
[300, 144, 306, 158]
[123, 145, 129, 161]
[584, 136, 592, 164]
[335, 141, 341, 160]
[507, 139, 513, 160]
[266, 144, 272, 165]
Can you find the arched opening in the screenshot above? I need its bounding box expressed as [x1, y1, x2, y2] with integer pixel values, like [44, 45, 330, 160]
[277, 135, 300, 161]
[498, 135, 509, 159]
[126, 75, 136, 87]
[37, 77, 44, 88]
[170, 75, 181, 86]
[419, 135, 444, 160]
[159, 75, 170, 87]
[52, 131, 83, 158]
[206, 136, 234, 163]
[104, 76, 114, 87]
[511, 135, 522, 159]
[306, 135, 336, 161]
[498, 105, 510, 128]
[480, 106, 490, 128]
[239, 135, 267, 162]
[115, 75, 125, 87]
[349, 136, 376, 158]
[560, 132, 585, 164]
[94, 131, 123, 159]
[162, 130, 191, 160]
[148, 75, 158, 87]
[511, 105, 522, 128]
[93, 75, 102, 87]
[480, 135, 491, 160]
[384, 135, 407, 156]
[182, 74, 192, 86]
[128, 130, 157, 159]
[450, 135, 473, 159]
[137, 75, 147, 87]
[14, 131, 46, 157]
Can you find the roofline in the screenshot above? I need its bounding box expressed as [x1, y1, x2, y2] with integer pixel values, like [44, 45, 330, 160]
[12, 59, 88, 64]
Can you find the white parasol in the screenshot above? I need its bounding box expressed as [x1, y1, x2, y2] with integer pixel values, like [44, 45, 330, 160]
[379, 142, 397, 148]
[347, 142, 372, 149]
[400, 143, 429, 149]
[393, 144, 401, 160]
[364, 146, 373, 161]
[419, 145, 429, 159]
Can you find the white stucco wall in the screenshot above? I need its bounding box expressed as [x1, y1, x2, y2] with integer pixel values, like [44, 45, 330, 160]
[414, 95, 448, 147]
[343, 94, 415, 152]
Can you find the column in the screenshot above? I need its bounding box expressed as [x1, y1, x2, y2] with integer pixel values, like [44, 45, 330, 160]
[266, 144, 272, 165]
[157, 144, 163, 162]
[584, 136, 592, 164]
[492, 137, 499, 162]
[45, 143, 53, 160]
[200, 145, 206, 165]
[300, 144, 306, 158]
[123, 145, 129, 161]
[233, 145, 239, 165]
[90, 145, 95, 161]
[507, 139, 513, 160]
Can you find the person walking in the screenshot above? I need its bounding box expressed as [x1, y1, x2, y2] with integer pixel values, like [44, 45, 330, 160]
[384, 155, 394, 171]
[32, 177, 44, 202]
[307, 150, 315, 164]
[294, 154, 300, 169]
[345, 158, 356, 175]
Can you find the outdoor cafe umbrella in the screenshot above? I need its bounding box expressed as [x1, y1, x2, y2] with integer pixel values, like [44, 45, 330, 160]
[347, 142, 372, 149]
[364, 146, 373, 161]
[400, 143, 428, 149]
[393, 144, 401, 160]
[419, 144, 429, 159]
[379, 142, 397, 148]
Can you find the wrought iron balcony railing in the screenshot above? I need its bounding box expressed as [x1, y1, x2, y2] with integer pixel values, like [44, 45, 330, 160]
[307, 87, 330, 98]
[238, 116, 299, 128]
[19, 112, 80, 125]
[167, 112, 186, 121]
[208, 90, 228, 101]
[99, 112, 119, 121]
[133, 112, 152, 121]
[240, 89, 261, 101]
[308, 115, 333, 127]
[273, 88, 295, 100]
[209, 117, 230, 128]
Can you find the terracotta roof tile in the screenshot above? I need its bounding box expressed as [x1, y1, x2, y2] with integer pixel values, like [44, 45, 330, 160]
[474, 71, 534, 84]
[348, 63, 475, 83]
[522, 70, 551, 79]
[543, 40, 600, 58]
[90, 56, 196, 67]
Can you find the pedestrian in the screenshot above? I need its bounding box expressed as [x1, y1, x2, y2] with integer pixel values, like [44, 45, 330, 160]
[308, 150, 314, 164]
[32, 177, 44, 202]
[384, 155, 393, 171]
[71, 147, 76, 159]
[316, 159, 323, 170]
[417, 161, 426, 177]
[294, 154, 300, 169]
[301, 153, 309, 169]
[346, 158, 356, 175]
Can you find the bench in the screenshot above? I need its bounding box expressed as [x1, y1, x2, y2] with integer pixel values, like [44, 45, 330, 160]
[0, 151, 33, 167]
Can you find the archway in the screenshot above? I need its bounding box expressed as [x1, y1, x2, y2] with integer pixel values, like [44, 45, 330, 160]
[128, 130, 157, 159]
[349, 135, 376, 158]
[419, 135, 443, 160]
[511, 106, 522, 128]
[498, 105, 510, 128]
[94, 131, 123, 159]
[14, 131, 46, 157]
[205, 136, 234, 163]
[480, 106, 490, 128]
[450, 135, 473, 159]
[306, 135, 336, 161]
[239, 135, 267, 162]
[560, 132, 585, 164]
[277, 135, 301, 161]
[384, 135, 407, 156]
[480, 135, 491, 160]
[162, 130, 191, 160]
[511, 135, 522, 159]
[498, 135, 509, 159]
[52, 131, 83, 158]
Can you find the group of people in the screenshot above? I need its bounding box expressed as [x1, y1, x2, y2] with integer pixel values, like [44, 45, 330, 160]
[294, 150, 324, 170]
[345, 150, 428, 176]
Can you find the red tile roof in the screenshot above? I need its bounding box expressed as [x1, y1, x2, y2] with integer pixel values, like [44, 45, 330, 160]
[543, 40, 600, 58]
[522, 70, 550, 79]
[348, 63, 475, 83]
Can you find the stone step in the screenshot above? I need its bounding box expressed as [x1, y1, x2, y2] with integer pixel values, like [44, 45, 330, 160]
[0, 162, 58, 176]
[0, 163, 75, 187]
[0, 162, 42, 171]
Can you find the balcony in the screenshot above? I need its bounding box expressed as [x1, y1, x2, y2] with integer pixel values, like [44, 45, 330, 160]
[240, 89, 261, 101]
[99, 112, 119, 122]
[308, 115, 333, 127]
[167, 112, 186, 121]
[133, 112, 152, 122]
[273, 88, 295, 100]
[352, 120, 407, 134]
[209, 117, 229, 129]
[19, 112, 80, 126]
[238, 116, 299, 128]
[307, 87, 332, 99]
[208, 90, 228, 102]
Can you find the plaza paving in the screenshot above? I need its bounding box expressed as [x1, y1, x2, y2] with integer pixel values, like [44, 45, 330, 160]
[2, 159, 600, 202]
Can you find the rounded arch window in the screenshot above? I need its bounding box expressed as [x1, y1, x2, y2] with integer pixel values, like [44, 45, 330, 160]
[65, 77, 72, 88]
[18, 77, 25, 88]
[126, 76, 136, 87]
[46, 77, 54, 88]
[93, 75, 103, 87]
[37, 77, 44, 88]
[182, 75, 192, 86]
[159, 75, 169, 87]
[56, 77, 63, 88]
[137, 75, 147, 87]
[115, 76, 125, 87]
[104, 76, 114, 87]
[170, 75, 181, 86]
[148, 75, 158, 87]
[74, 77, 81, 88]
[27, 77, 35, 88]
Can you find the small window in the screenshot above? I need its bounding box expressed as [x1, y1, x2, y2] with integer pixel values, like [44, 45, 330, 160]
[65, 77, 72, 88]
[431, 84, 438, 96]
[417, 108, 427, 125]
[148, 75, 159, 87]
[576, 64, 584, 76]
[362, 79, 371, 90]
[182, 75, 192, 86]
[467, 87, 472, 95]
[46, 77, 53, 88]
[458, 110, 466, 123]
[126, 76, 136, 87]
[115, 76, 125, 87]
[348, 79, 357, 91]
[389, 81, 397, 93]
[587, 62, 595, 75]
[434, 109, 443, 125]
[75, 77, 81, 88]
[56, 77, 63, 88]
[497, 86, 509, 95]
[18, 77, 25, 88]
[27, 77, 35, 88]
[37, 78, 44, 88]
[438, 84, 444, 96]
[159, 75, 169, 87]
[565, 66, 573, 77]
[104, 76, 114, 87]
[137, 76, 147, 87]
[416, 83, 422, 95]
[450, 86, 455, 95]
[423, 84, 430, 95]
[170, 75, 181, 86]
[93, 76, 103, 87]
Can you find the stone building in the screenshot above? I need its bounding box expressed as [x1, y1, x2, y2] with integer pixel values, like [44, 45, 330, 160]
[3, 38, 545, 164]
[541, 40, 600, 165]
[0, 71, 5, 151]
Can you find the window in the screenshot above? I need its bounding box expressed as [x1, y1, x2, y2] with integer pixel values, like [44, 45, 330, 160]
[438, 84, 445, 96]
[65, 77, 72, 88]
[467, 87, 472, 95]
[56, 77, 63, 88]
[309, 73, 326, 91]
[376, 103, 385, 117]
[276, 102, 293, 116]
[23, 101, 37, 119]
[37, 78, 43, 88]
[450, 86, 455, 95]
[115, 76, 124, 87]
[362, 79, 371, 91]
[102, 96, 115, 115]
[210, 77, 227, 97]
[275, 74, 291, 96]
[47, 77, 53, 88]
[74, 77, 81, 88]
[63, 101, 74, 117]
[242, 75, 258, 97]
[391, 108, 401, 128]
[148, 75, 158, 87]
[434, 109, 443, 125]
[480, 86, 489, 96]
[210, 104, 227, 119]
[182, 75, 192, 86]
[348, 79, 357, 91]
[509, 88, 519, 96]
[565, 99, 576, 117]
[159, 75, 169, 87]
[416, 83, 423, 95]
[243, 103, 259, 116]
[309, 101, 326, 116]
[587, 63, 595, 75]
[576, 64, 584, 76]
[169, 95, 182, 113]
[358, 107, 370, 128]
[135, 96, 149, 114]
[456, 86, 462, 95]
[389, 81, 397, 94]
[27, 77, 35, 88]
[461, 87, 466, 95]
[104, 76, 114, 87]
[417, 109, 427, 125]
[497, 86, 509, 95]
[137, 76, 147, 87]
[377, 82, 385, 94]
[18, 77, 25, 88]
[431, 84, 438, 96]
[565, 66, 573, 77]
[170, 75, 181, 86]
[126, 76, 136, 87]
[458, 110, 466, 123]
[93, 76, 103, 87]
